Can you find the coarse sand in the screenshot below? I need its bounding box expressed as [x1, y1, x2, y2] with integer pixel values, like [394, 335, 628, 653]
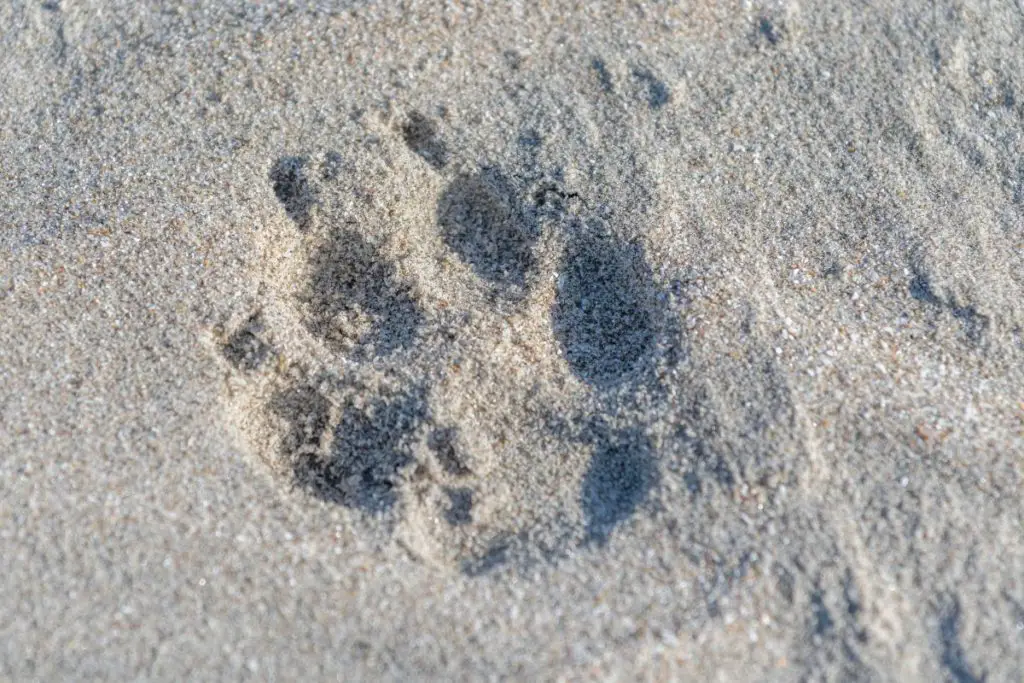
[2, 1, 1023, 679]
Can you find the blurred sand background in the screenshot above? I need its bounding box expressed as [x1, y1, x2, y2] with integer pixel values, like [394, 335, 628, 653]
[2, 1, 1023, 679]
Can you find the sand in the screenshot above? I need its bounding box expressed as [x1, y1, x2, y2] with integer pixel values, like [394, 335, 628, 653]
[2, 1, 1023, 679]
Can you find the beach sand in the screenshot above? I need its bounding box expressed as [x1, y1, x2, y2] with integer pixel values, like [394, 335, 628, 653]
[2, 1, 1023, 679]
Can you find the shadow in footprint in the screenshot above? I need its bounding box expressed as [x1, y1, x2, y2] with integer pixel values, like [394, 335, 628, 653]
[428, 426, 473, 477]
[270, 156, 317, 229]
[222, 312, 273, 371]
[461, 533, 518, 577]
[632, 68, 670, 109]
[909, 267, 988, 344]
[444, 487, 474, 526]
[756, 16, 785, 47]
[938, 598, 985, 683]
[402, 111, 449, 170]
[553, 224, 660, 387]
[280, 384, 427, 513]
[306, 229, 424, 356]
[437, 168, 540, 293]
[581, 427, 659, 545]
[591, 58, 615, 93]
[460, 525, 577, 577]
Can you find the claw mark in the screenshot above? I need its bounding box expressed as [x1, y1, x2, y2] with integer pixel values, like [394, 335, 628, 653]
[222, 313, 273, 371]
[270, 156, 317, 228]
[592, 58, 614, 93]
[939, 599, 985, 683]
[444, 487, 474, 526]
[758, 16, 784, 46]
[402, 111, 449, 170]
[632, 68, 670, 109]
[909, 268, 988, 343]
[321, 151, 344, 181]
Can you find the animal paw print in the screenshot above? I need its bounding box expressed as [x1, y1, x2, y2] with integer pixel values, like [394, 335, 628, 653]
[223, 114, 678, 573]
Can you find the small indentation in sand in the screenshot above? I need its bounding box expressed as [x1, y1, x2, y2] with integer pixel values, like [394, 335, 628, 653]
[222, 313, 273, 371]
[591, 58, 614, 93]
[444, 487, 474, 526]
[631, 67, 670, 109]
[429, 426, 473, 477]
[401, 111, 449, 170]
[938, 598, 985, 683]
[269, 156, 317, 229]
[909, 267, 988, 344]
[437, 168, 540, 294]
[581, 428, 658, 545]
[286, 384, 427, 513]
[758, 16, 785, 46]
[320, 150, 344, 181]
[305, 229, 424, 357]
[553, 224, 660, 387]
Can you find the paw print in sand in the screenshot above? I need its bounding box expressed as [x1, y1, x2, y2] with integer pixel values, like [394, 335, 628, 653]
[224, 114, 676, 573]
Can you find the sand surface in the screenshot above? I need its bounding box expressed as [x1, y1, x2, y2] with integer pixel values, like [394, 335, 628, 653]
[2, 1, 1023, 679]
